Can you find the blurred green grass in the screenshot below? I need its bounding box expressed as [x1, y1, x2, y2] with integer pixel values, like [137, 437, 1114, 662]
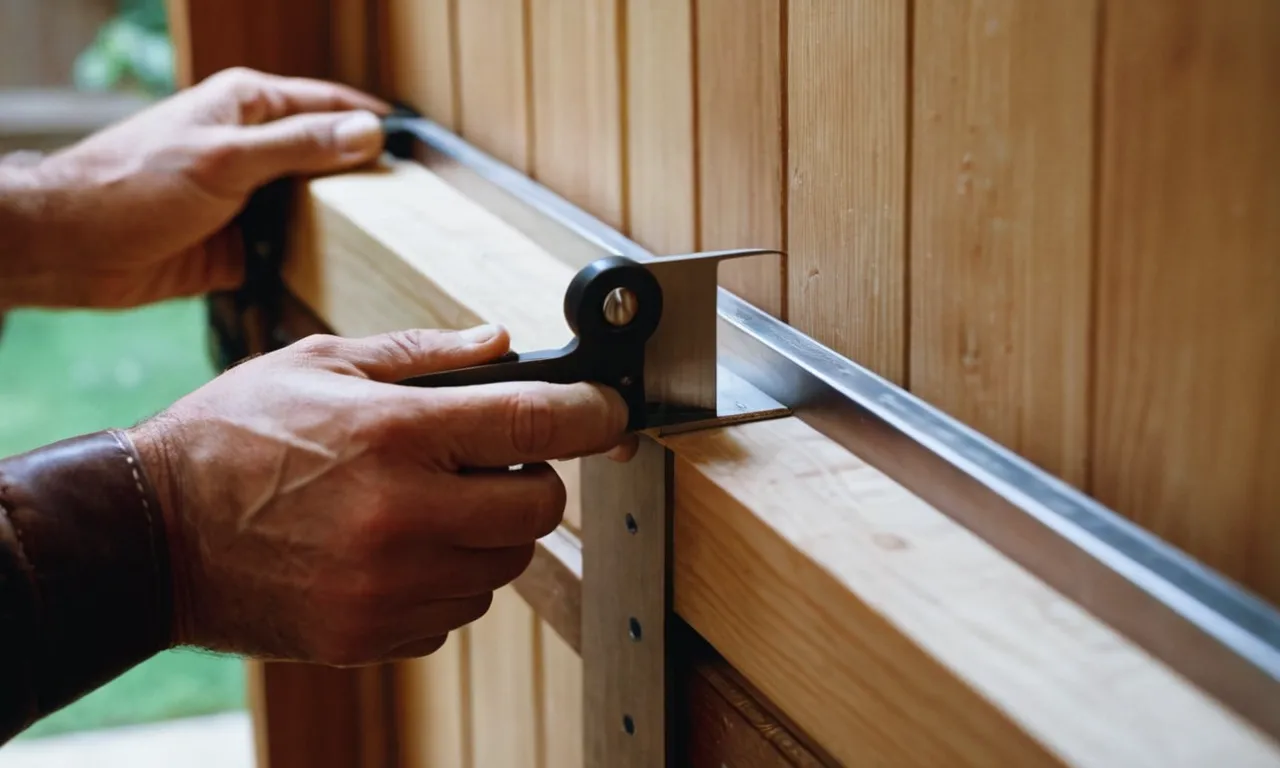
[0, 299, 248, 740]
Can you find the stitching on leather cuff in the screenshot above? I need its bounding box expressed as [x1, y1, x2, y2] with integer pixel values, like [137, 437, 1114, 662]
[109, 428, 171, 645]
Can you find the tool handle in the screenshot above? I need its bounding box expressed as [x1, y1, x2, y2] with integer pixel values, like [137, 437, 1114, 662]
[399, 341, 584, 389]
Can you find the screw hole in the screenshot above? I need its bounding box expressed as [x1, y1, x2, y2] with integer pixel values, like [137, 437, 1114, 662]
[622, 715, 635, 735]
[625, 513, 638, 534]
[628, 617, 642, 641]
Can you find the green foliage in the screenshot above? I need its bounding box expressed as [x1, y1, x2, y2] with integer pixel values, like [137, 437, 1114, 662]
[74, 0, 175, 96]
[0, 300, 247, 739]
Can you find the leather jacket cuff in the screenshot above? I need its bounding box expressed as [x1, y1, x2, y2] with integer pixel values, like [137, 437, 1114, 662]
[0, 429, 172, 740]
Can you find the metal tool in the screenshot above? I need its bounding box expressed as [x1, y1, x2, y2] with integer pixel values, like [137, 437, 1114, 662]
[387, 110, 784, 434]
[400, 249, 782, 431]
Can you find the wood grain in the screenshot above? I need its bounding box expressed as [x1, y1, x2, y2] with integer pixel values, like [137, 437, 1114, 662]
[697, 0, 786, 318]
[468, 587, 539, 768]
[512, 526, 582, 653]
[787, 0, 907, 382]
[167, 0, 332, 85]
[396, 632, 470, 768]
[529, 0, 624, 229]
[1093, 0, 1280, 603]
[668, 419, 1277, 766]
[909, 0, 1094, 486]
[455, 0, 529, 170]
[539, 621, 584, 768]
[382, 0, 457, 127]
[330, 0, 373, 89]
[625, 0, 695, 254]
[283, 160, 1280, 765]
[675, 621, 836, 768]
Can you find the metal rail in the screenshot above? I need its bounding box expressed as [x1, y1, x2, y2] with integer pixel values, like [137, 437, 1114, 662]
[385, 115, 1280, 739]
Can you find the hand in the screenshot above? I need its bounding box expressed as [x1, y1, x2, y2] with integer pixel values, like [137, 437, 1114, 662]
[2, 67, 390, 309]
[127, 324, 628, 665]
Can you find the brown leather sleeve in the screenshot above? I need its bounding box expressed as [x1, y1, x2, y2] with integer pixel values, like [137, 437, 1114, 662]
[0, 429, 172, 743]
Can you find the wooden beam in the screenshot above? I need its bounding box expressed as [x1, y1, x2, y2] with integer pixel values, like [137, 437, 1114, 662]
[280, 158, 1279, 766]
[164, 6, 395, 768]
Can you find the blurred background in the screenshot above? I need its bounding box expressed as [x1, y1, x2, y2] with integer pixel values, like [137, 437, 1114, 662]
[1, 0, 251, 764]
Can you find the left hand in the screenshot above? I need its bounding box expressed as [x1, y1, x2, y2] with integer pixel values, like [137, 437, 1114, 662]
[2, 67, 390, 309]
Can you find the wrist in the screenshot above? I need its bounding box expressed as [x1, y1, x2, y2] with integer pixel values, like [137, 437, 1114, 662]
[0, 429, 174, 738]
[0, 158, 65, 311]
[126, 417, 196, 647]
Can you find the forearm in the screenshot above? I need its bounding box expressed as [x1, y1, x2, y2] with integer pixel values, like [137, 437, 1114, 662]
[0, 158, 46, 295]
[0, 430, 174, 743]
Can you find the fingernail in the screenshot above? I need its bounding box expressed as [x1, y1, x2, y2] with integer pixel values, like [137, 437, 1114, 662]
[460, 324, 499, 343]
[335, 111, 383, 157]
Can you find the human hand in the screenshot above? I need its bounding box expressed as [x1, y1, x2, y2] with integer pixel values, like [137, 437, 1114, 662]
[127, 324, 628, 665]
[2, 67, 389, 309]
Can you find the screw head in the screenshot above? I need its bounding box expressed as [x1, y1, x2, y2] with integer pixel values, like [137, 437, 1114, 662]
[603, 287, 638, 326]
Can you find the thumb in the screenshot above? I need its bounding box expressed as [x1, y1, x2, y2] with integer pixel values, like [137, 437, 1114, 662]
[308, 325, 512, 383]
[224, 109, 385, 187]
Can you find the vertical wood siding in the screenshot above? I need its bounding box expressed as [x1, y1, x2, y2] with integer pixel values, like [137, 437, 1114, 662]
[369, 0, 1279, 763]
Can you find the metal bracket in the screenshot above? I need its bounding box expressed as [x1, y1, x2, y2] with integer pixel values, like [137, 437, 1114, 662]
[205, 177, 295, 370]
[582, 358, 788, 768]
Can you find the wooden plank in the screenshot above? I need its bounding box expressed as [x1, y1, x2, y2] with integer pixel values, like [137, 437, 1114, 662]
[529, 0, 624, 229]
[396, 632, 471, 768]
[468, 587, 539, 768]
[625, 0, 695, 253]
[582, 439, 671, 768]
[164, 10, 379, 768]
[283, 159, 1280, 766]
[696, 0, 786, 318]
[1093, 0, 1280, 603]
[167, 0, 332, 85]
[787, 0, 907, 382]
[539, 621, 584, 768]
[908, 1, 1094, 487]
[330, 0, 373, 89]
[455, 0, 529, 171]
[513, 526, 582, 653]
[381, 0, 457, 127]
[251, 662, 393, 768]
[674, 621, 836, 768]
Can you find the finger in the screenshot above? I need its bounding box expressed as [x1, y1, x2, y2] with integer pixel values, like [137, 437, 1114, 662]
[210, 67, 391, 124]
[377, 594, 492, 655]
[292, 325, 512, 381]
[221, 110, 386, 185]
[412, 463, 566, 549]
[422, 380, 630, 468]
[428, 543, 536, 597]
[383, 635, 448, 661]
[606, 434, 640, 462]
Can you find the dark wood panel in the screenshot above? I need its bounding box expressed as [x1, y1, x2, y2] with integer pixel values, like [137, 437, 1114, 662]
[167, 0, 333, 85]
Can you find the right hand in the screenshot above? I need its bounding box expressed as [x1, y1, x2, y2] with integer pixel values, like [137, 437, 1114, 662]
[127, 323, 628, 666]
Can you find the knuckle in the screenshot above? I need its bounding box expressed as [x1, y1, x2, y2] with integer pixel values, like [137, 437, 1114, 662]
[292, 333, 345, 361]
[496, 543, 536, 585]
[312, 631, 370, 667]
[345, 500, 397, 558]
[307, 119, 341, 155]
[527, 468, 566, 538]
[508, 391, 557, 456]
[186, 136, 242, 187]
[382, 329, 428, 369]
[466, 592, 494, 625]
